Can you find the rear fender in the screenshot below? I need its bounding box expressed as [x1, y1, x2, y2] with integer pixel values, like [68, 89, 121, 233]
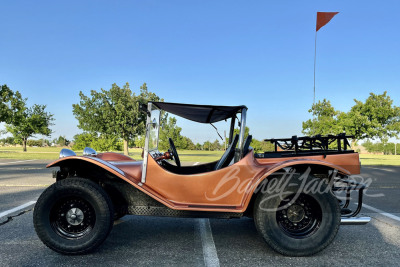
[257, 158, 350, 180]
[244, 159, 350, 214]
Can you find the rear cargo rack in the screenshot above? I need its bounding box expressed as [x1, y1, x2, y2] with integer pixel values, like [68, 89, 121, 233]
[266, 133, 353, 152]
[256, 133, 354, 158]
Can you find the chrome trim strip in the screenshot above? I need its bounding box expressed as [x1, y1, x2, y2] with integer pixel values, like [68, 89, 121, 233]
[88, 157, 125, 176]
[340, 216, 371, 225]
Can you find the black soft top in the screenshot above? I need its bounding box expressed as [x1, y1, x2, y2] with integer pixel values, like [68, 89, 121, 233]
[152, 102, 247, 123]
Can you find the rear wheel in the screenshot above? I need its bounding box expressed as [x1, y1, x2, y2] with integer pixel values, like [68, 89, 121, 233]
[33, 178, 114, 254]
[254, 175, 340, 256]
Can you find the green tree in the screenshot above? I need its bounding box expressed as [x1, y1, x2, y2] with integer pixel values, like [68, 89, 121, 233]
[72, 132, 122, 151]
[0, 85, 25, 124]
[134, 115, 194, 150]
[342, 92, 400, 141]
[224, 126, 251, 149]
[54, 135, 70, 146]
[362, 140, 397, 155]
[72, 132, 95, 150]
[302, 93, 400, 144]
[211, 139, 222, 151]
[228, 126, 272, 153]
[203, 141, 212, 151]
[72, 82, 161, 155]
[91, 136, 122, 151]
[233, 126, 250, 138]
[6, 104, 54, 152]
[133, 136, 146, 148]
[250, 138, 274, 153]
[27, 139, 46, 147]
[182, 136, 196, 150]
[159, 117, 183, 150]
[302, 99, 344, 136]
[0, 136, 15, 145]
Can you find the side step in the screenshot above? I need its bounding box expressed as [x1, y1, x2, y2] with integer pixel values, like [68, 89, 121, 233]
[341, 216, 371, 225]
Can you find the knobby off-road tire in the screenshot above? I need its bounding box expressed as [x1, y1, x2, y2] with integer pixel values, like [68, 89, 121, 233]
[254, 175, 341, 256]
[33, 178, 114, 255]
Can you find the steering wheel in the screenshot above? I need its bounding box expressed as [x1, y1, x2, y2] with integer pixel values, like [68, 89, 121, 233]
[168, 138, 181, 167]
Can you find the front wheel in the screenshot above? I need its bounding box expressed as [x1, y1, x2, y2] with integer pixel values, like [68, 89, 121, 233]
[33, 178, 114, 254]
[254, 175, 340, 256]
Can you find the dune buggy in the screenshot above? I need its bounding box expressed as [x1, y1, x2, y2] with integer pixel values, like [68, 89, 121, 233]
[33, 102, 369, 256]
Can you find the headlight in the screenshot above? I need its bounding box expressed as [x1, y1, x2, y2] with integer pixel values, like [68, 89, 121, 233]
[59, 149, 76, 158]
[83, 147, 97, 157]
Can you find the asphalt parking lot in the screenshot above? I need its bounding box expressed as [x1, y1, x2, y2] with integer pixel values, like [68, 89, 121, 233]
[0, 159, 399, 266]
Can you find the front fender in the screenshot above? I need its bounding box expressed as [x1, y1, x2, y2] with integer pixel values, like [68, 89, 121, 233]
[46, 156, 182, 211]
[47, 156, 126, 177]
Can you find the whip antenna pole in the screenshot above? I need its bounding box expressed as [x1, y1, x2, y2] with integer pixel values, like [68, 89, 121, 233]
[313, 30, 317, 107]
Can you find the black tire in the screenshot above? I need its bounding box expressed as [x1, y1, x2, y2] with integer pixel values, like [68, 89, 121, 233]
[33, 178, 114, 255]
[254, 175, 340, 256]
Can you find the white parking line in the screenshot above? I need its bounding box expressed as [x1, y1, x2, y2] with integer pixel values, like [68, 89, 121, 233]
[0, 201, 37, 218]
[198, 218, 220, 267]
[362, 166, 397, 172]
[0, 159, 37, 165]
[361, 203, 400, 222]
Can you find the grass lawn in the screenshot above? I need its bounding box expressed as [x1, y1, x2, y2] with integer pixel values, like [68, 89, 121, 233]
[177, 150, 223, 162]
[359, 154, 400, 166]
[0, 146, 66, 160]
[0, 146, 398, 165]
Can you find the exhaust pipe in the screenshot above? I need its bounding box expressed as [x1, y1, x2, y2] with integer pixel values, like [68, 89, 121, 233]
[341, 216, 371, 225]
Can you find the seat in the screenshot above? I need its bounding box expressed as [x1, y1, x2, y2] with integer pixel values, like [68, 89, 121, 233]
[242, 135, 253, 157]
[214, 134, 239, 170]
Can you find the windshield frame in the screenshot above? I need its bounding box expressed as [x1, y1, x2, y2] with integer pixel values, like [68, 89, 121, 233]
[141, 102, 161, 183]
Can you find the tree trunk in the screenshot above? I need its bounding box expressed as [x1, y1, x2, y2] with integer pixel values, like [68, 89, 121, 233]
[123, 139, 129, 156]
[23, 138, 27, 152]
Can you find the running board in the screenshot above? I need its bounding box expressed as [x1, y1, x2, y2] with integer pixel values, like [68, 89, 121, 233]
[341, 216, 371, 225]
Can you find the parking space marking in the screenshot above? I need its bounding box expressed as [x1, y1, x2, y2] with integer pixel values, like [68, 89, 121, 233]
[198, 218, 220, 267]
[0, 201, 37, 218]
[361, 203, 400, 222]
[0, 159, 37, 165]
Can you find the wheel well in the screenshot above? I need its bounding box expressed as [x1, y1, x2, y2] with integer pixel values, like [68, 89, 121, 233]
[244, 164, 341, 217]
[53, 160, 130, 214]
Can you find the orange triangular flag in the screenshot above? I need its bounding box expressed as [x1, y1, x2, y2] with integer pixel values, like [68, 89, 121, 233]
[316, 12, 339, 31]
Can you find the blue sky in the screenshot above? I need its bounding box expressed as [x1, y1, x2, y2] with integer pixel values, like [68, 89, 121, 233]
[1, 0, 399, 143]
